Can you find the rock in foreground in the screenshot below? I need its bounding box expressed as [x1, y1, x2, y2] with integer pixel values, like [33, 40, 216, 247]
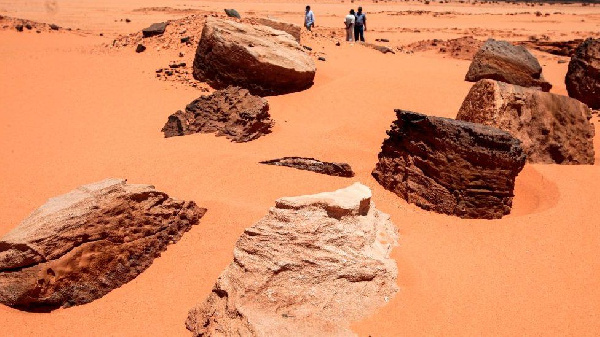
[162, 86, 273, 142]
[142, 22, 167, 38]
[372, 110, 526, 219]
[193, 18, 315, 96]
[565, 38, 600, 109]
[186, 183, 398, 336]
[260, 157, 355, 177]
[458, 79, 595, 164]
[0, 179, 205, 311]
[465, 38, 552, 91]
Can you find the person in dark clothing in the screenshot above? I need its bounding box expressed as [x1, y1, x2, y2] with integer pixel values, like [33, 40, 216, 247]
[354, 6, 367, 42]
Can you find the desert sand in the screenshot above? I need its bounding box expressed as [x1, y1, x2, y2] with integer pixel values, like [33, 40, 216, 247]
[0, 0, 599, 335]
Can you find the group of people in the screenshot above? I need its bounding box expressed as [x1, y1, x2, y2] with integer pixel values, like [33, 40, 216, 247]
[304, 6, 367, 42]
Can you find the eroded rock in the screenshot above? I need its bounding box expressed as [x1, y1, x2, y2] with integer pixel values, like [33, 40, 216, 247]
[162, 86, 273, 142]
[193, 18, 316, 96]
[465, 38, 552, 92]
[457, 79, 595, 164]
[565, 38, 600, 109]
[260, 157, 355, 177]
[372, 110, 526, 219]
[186, 183, 398, 336]
[249, 17, 301, 42]
[0, 179, 205, 311]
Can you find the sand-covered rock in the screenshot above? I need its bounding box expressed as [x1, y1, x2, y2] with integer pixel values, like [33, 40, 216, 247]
[162, 86, 273, 142]
[0, 179, 205, 311]
[260, 157, 355, 177]
[372, 110, 526, 219]
[192, 18, 316, 96]
[250, 17, 301, 42]
[186, 183, 398, 336]
[566, 38, 600, 109]
[457, 79, 595, 164]
[465, 39, 552, 92]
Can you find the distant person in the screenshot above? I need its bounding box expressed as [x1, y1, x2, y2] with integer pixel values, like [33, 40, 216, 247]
[305, 6, 315, 31]
[345, 9, 356, 42]
[354, 6, 367, 42]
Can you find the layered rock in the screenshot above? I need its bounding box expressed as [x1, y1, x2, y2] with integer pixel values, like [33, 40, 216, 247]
[162, 86, 273, 143]
[260, 157, 355, 177]
[186, 183, 398, 336]
[0, 179, 205, 311]
[457, 79, 595, 164]
[465, 39, 552, 92]
[565, 38, 600, 109]
[193, 18, 316, 96]
[249, 17, 301, 43]
[372, 110, 526, 219]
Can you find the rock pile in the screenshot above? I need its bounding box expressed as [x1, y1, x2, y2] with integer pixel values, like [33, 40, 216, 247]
[566, 38, 600, 109]
[0, 179, 205, 311]
[260, 157, 355, 177]
[186, 183, 398, 336]
[162, 86, 273, 142]
[458, 79, 595, 164]
[372, 110, 526, 219]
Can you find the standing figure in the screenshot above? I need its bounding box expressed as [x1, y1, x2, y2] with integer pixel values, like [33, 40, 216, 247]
[305, 6, 315, 31]
[354, 6, 367, 42]
[345, 9, 356, 42]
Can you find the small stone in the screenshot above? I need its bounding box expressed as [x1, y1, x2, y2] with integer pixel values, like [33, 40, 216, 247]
[179, 52, 184, 57]
[318, 57, 326, 61]
[135, 44, 146, 53]
[125, 18, 131, 23]
[181, 36, 191, 43]
[335, 41, 341, 46]
[50, 24, 59, 30]
[15, 24, 23, 32]
[303, 45, 313, 51]
[25, 24, 32, 30]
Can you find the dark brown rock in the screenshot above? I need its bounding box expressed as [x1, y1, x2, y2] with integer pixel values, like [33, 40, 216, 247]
[457, 79, 595, 164]
[142, 22, 167, 38]
[260, 157, 355, 177]
[364, 42, 396, 54]
[161, 86, 273, 143]
[224, 9, 241, 19]
[0, 179, 205, 311]
[49, 24, 59, 30]
[372, 110, 526, 219]
[565, 38, 600, 109]
[465, 38, 552, 92]
[192, 18, 315, 96]
[135, 44, 146, 53]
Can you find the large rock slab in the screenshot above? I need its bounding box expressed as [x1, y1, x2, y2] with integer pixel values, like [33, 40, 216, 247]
[372, 110, 526, 219]
[565, 38, 600, 109]
[186, 183, 398, 336]
[142, 22, 167, 38]
[465, 38, 552, 92]
[249, 17, 301, 42]
[457, 79, 595, 164]
[0, 179, 205, 311]
[260, 157, 355, 177]
[162, 86, 273, 143]
[193, 18, 316, 96]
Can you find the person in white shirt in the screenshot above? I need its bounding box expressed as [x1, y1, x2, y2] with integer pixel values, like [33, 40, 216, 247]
[305, 6, 315, 31]
[345, 9, 356, 42]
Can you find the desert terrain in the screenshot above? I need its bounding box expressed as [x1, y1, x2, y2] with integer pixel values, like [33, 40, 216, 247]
[1, 0, 599, 336]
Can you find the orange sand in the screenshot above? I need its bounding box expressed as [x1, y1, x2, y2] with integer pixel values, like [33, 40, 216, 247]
[0, 0, 599, 336]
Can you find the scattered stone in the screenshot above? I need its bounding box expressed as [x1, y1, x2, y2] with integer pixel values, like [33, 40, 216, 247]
[125, 18, 131, 23]
[49, 24, 59, 30]
[318, 56, 326, 61]
[36, 30, 41, 34]
[186, 183, 398, 336]
[376, 38, 390, 42]
[162, 86, 273, 142]
[0, 179, 205, 311]
[364, 42, 396, 54]
[565, 38, 600, 109]
[518, 39, 583, 57]
[336, 41, 341, 46]
[457, 79, 595, 164]
[142, 22, 168, 38]
[181, 36, 191, 43]
[99, 33, 103, 36]
[224, 9, 241, 19]
[135, 44, 146, 53]
[25, 23, 32, 30]
[372, 110, 526, 219]
[179, 52, 184, 57]
[193, 19, 316, 96]
[558, 59, 567, 64]
[15, 24, 23, 32]
[250, 17, 301, 42]
[303, 45, 313, 51]
[156, 68, 163, 73]
[465, 38, 552, 91]
[403, 36, 483, 60]
[260, 157, 354, 177]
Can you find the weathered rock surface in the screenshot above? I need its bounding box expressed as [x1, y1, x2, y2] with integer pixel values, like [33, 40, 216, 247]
[193, 18, 316, 96]
[457, 79, 595, 164]
[465, 38, 552, 92]
[519, 39, 584, 57]
[565, 38, 600, 109]
[249, 17, 301, 42]
[186, 183, 398, 336]
[0, 179, 205, 311]
[260, 157, 355, 177]
[142, 22, 167, 37]
[162, 86, 273, 142]
[372, 110, 526, 219]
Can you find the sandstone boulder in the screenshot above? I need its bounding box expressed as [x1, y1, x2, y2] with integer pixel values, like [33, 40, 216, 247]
[465, 38, 552, 91]
[162, 86, 273, 142]
[193, 18, 316, 96]
[0, 179, 205, 311]
[260, 157, 355, 177]
[249, 17, 301, 42]
[372, 110, 526, 219]
[186, 183, 398, 336]
[457, 79, 595, 164]
[565, 38, 600, 109]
